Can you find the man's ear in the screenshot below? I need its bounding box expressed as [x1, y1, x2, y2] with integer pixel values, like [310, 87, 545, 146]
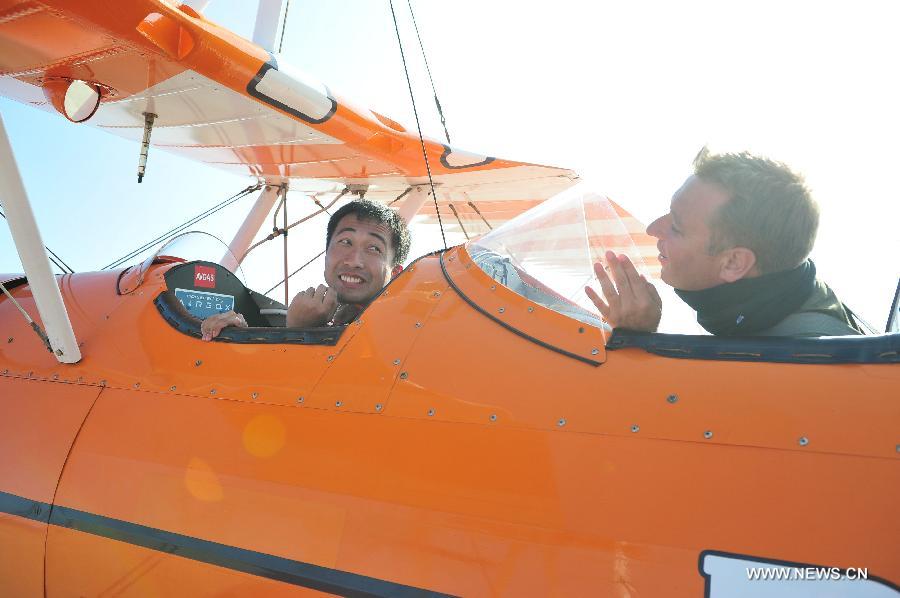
[718, 247, 758, 283]
[390, 264, 403, 279]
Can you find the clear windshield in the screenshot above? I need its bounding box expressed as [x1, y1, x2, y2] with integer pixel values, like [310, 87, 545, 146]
[468, 185, 658, 329]
[136, 231, 247, 285]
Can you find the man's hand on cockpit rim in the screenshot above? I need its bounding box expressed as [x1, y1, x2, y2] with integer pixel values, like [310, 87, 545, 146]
[200, 310, 248, 341]
[585, 251, 662, 332]
[287, 284, 338, 328]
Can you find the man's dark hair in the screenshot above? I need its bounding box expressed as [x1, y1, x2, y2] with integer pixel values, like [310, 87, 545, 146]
[325, 199, 411, 266]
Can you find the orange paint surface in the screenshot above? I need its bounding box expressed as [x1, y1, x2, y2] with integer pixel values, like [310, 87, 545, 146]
[0, 378, 99, 502]
[0, 513, 45, 597]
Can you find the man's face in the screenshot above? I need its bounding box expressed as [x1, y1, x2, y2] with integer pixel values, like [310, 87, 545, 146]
[324, 214, 401, 304]
[646, 175, 731, 291]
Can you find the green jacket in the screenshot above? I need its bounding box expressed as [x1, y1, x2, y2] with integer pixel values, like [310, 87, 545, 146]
[756, 280, 861, 337]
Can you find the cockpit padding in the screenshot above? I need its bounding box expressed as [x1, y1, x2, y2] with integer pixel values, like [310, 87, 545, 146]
[607, 329, 900, 364]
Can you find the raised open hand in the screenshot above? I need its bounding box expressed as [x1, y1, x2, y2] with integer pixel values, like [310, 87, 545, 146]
[585, 251, 662, 332]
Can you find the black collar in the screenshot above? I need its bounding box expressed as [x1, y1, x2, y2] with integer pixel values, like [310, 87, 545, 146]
[675, 261, 817, 335]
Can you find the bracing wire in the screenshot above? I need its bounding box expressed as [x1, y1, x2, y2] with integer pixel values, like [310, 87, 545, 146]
[388, 0, 447, 250]
[388, 187, 412, 206]
[265, 248, 326, 296]
[0, 207, 74, 274]
[277, 0, 292, 54]
[45, 246, 74, 274]
[447, 203, 469, 240]
[406, 0, 451, 146]
[101, 183, 261, 271]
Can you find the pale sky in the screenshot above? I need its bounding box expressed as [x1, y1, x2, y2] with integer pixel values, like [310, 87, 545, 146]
[1, 0, 897, 331]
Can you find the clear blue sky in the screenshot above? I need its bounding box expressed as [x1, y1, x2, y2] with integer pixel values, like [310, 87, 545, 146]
[2, 1, 898, 329]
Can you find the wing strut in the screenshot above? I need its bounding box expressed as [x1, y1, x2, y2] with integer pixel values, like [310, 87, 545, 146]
[0, 114, 80, 363]
[223, 184, 281, 272]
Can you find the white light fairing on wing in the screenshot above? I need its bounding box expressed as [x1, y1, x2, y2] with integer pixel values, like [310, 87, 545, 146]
[253, 60, 336, 123]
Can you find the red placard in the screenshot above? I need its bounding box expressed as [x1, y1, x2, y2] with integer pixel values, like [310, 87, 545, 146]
[194, 265, 216, 289]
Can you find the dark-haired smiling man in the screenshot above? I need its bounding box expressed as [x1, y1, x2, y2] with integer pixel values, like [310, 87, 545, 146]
[201, 200, 411, 340]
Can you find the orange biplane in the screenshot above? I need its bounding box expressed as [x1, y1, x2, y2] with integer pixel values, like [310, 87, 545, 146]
[1, 1, 898, 596]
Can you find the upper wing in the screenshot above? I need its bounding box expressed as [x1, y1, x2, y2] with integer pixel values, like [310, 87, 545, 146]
[0, 0, 578, 236]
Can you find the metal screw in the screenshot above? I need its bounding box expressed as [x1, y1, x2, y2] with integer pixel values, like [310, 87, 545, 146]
[327, 355, 334, 362]
[336, 401, 342, 407]
[99, 380, 107, 387]
[399, 371, 408, 380]
[210, 389, 217, 395]
[427, 408, 435, 416]
[375, 403, 383, 411]
[433, 291, 441, 297]
[52, 374, 59, 380]
[490, 414, 497, 422]
[393, 359, 401, 365]
[297, 397, 304, 403]
[578, 327, 585, 333]
[558, 418, 567, 427]
[667, 394, 678, 404]
[133, 383, 140, 389]
[6, 337, 12, 343]
[251, 392, 258, 399]
[704, 430, 713, 439]
[527, 307, 534, 313]
[414, 322, 422, 328]
[169, 385, 177, 391]
[194, 360, 202, 366]
[799, 436, 809, 447]
[490, 285, 496, 291]
[591, 348, 599, 355]
[498, 307, 505, 314]
[631, 424, 640, 433]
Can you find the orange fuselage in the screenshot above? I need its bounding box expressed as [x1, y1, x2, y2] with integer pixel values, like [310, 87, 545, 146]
[1, 248, 898, 596]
